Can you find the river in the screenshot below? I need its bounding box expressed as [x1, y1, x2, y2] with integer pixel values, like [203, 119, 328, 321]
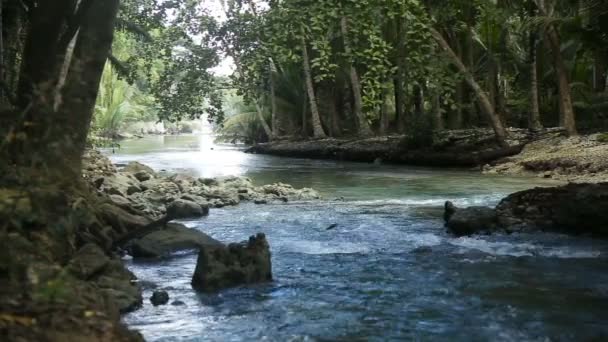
[112, 135, 608, 341]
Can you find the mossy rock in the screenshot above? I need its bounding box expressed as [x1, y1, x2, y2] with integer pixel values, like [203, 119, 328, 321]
[597, 133, 608, 143]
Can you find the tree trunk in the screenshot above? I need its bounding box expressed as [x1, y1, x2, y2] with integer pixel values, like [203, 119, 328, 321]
[16, 0, 74, 110]
[432, 93, 444, 131]
[528, 8, 543, 131]
[431, 28, 509, 147]
[379, 84, 390, 135]
[593, 52, 607, 93]
[394, 20, 406, 133]
[340, 17, 373, 137]
[413, 85, 423, 117]
[536, 0, 577, 135]
[0, 0, 4, 102]
[254, 101, 273, 140]
[450, 37, 464, 129]
[54, 0, 121, 175]
[301, 90, 308, 137]
[269, 58, 279, 139]
[301, 34, 326, 139]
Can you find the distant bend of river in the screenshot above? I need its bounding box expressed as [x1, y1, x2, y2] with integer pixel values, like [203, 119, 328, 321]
[108, 135, 608, 341]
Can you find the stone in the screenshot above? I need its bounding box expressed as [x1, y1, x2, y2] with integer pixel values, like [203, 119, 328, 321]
[127, 184, 143, 195]
[67, 244, 110, 280]
[99, 203, 152, 235]
[444, 202, 498, 236]
[166, 199, 208, 220]
[133, 170, 152, 182]
[95, 260, 142, 313]
[171, 300, 186, 306]
[130, 223, 223, 258]
[109, 194, 131, 208]
[191, 233, 272, 292]
[123, 161, 156, 176]
[150, 291, 169, 306]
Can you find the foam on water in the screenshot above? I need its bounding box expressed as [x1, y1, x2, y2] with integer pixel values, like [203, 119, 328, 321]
[450, 236, 602, 259]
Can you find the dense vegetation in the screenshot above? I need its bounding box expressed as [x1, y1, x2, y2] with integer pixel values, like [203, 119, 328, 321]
[215, 0, 608, 146]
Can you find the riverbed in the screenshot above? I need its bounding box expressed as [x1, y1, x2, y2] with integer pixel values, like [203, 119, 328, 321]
[113, 135, 608, 341]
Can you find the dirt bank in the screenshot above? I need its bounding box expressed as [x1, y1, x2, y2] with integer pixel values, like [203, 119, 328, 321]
[484, 132, 608, 183]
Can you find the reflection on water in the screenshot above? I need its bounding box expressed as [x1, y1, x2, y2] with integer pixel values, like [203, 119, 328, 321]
[113, 135, 608, 342]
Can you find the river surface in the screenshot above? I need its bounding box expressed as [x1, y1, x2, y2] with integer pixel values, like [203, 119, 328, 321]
[113, 135, 608, 342]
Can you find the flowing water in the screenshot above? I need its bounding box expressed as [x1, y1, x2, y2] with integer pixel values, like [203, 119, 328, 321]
[113, 135, 608, 342]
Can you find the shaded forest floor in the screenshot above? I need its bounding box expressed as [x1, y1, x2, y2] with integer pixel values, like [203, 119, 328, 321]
[247, 128, 608, 183]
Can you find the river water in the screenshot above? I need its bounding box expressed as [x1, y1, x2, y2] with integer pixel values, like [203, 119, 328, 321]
[113, 135, 608, 341]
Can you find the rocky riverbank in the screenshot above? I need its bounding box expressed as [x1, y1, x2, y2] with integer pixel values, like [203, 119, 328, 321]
[483, 132, 608, 183]
[0, 151, 319, 341]
[247, 129, 608, 183]
[246, 128, 532, 167]
[444, 182, 608, 238]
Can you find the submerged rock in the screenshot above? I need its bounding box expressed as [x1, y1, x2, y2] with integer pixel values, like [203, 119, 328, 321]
[150, 291, 169, 306]
[191, 233, 272, 292]
[444, 202, 498, 236]
[130, 223, 222, 258]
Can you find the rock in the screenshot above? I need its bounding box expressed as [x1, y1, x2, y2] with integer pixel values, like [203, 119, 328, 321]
[198, 177, 219, 186]
[150, 291, 169, 306]
[133, 170, 152, 182]
[171, 300, 186, 306]
[94, 260, 142, 313]
[109, 194, 131, 208]
[123, 161, 156, 176]
[254, 199, 268, 205]
[191, 233, 272, 292]
[496, 183, 608, 236]
[127, 184, 143, 195]
[99, 203, 152, 236]
[444, 202, 498, 236]
[67, 244, 110, 280]
[166, 199, 208, 219]
[130, 223, 223, 258]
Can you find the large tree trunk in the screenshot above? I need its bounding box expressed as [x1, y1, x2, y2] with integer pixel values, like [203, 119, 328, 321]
[431, 28, 509, 147]
[301, 90, 308, 137]
[394, 20, 406, 133]
[301, 34, 326, 139]
[16, 0, 74, 110]
[528, 6, 543, 131]
[535, 0, 577, 135]
[55, 0, 121, 175]
[340, 17, 373, 137]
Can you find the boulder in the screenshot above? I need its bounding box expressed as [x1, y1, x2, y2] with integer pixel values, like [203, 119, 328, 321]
[133, 170, 152, 182]
[191, 233, 272, 292]
[444, 201, 498, 236]
[130, 223, 222, 258]
[67, 243, 110, 280]
[150, 291, 169, 306]
[166, 199, 208, 219]
[94, 260, 142, 313]
[496, 183, 608, 236]
[98, 203, 152, 236]
[123, 161, 156, 176]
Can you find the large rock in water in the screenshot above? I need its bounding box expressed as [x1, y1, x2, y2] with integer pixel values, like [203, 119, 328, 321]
[496, 183, 608, 236]
[191, 233, 272, 292]
[444, 183, 608, 237]
[444, 201, 498, 236]
[130, 223, 222, 258]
